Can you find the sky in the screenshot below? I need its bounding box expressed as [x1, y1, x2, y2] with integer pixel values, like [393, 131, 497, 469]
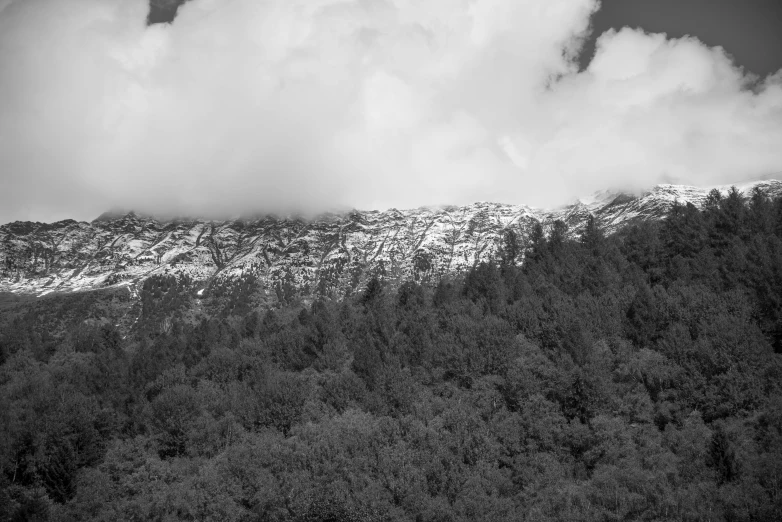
[1, 0, 781, 224]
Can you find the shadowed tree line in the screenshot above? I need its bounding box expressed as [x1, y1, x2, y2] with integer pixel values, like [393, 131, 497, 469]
[1, 186, 782, 521]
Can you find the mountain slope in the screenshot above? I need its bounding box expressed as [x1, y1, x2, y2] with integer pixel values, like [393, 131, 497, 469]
[2, 180, 780, 301]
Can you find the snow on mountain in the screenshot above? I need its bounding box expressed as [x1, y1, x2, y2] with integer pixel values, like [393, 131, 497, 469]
[2, 180, 780, 301]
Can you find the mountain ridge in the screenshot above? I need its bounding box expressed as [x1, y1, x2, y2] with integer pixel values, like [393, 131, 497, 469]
[3, 180, 781, 302]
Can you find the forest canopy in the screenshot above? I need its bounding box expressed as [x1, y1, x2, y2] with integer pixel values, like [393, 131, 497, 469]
[1, 187, 782, 521]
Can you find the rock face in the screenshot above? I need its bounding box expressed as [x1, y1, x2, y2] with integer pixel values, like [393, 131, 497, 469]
[2, 180, 781, 301]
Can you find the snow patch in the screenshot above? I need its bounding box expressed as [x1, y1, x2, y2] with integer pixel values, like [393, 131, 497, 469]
[3, 180, 781, 298]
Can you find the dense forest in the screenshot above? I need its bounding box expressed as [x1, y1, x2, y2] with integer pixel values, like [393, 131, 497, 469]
[2, 187, 782, 521]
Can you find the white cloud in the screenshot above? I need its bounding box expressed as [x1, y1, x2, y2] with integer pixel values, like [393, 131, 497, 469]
[524, 28, 782, 198]
[0, 0, 780, 224]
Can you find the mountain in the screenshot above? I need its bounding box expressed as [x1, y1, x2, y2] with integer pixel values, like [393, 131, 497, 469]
[2, 180, 781, 303]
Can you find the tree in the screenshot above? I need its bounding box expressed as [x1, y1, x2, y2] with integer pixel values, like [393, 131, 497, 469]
[580, 215, 604, 255]
[150, 384, 202, 458]
[716, 186, 746, 238]
[525, 222, 547, 264]
[361, 277, 384, 309]
[749, 186, 773, 235]
[463, 262, 504, 314]
[661, 201, 706, 259]
[500, 229, 520, 268]
[548, 220, 568, 255]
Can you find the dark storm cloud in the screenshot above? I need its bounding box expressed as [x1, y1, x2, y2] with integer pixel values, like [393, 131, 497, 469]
[0, 0, 781, 225]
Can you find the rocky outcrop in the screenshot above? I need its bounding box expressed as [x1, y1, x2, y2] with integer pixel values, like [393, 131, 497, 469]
[2, 180, 780, 301]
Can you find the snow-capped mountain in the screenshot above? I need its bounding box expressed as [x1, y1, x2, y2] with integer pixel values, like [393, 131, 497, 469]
[2, 180, 780, 302]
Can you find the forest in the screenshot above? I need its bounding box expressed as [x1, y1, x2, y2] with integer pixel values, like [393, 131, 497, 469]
[1, 187, 782, 521]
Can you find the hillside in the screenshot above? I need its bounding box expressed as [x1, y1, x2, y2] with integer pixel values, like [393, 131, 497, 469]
[2, 184, 782, 521]
[3, 181, 781, 303]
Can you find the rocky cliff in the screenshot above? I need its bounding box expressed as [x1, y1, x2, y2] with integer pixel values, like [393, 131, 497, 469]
[2, 180, 780, 303]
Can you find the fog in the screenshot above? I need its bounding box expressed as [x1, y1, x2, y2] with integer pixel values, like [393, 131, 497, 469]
[1, 0, 781, 224]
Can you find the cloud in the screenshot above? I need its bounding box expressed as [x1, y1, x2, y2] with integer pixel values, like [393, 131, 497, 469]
[526, 28, 782, 197]
[0, 0, 780, 224]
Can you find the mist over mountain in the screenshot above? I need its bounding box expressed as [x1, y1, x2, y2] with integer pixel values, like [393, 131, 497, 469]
[3, 180, 780, 309]
[3, 173, 782, 521]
